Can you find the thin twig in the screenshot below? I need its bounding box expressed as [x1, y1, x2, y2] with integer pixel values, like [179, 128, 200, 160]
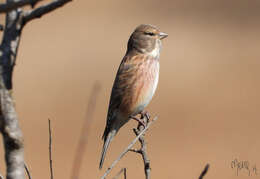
[70, 82, 101, 179]
[23, 0, 72, 24]
[24, 163, 32, 179]
[112, 168, 126, 179]
[0, 0, 43, 13]
[48, 119, 54, 179]
[132, 116, 151, 179]
[123, 168, 126, 179]
[199, 164, 210, 179]
[101, 116, 158, 179]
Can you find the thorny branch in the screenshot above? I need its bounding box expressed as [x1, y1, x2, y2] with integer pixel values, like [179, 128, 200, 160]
[101, 116, 158, 179]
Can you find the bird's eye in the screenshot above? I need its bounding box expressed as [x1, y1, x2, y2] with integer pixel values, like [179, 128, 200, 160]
[145, 32, 155, 36]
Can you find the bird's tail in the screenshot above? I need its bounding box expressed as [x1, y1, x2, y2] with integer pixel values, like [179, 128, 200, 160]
[99, 130, 115, 169]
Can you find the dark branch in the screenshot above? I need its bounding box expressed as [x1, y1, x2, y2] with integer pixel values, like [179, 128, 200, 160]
[0, 0, 43, 14]
[101, 116, 158, 179]
[48, 119, 54, 179]
[199, 164, 210, 179]
[70, 82, 101, 179]
[23, 0, 72, 24]
[0, 9, 24, 90]
[0, 24, 3, 31]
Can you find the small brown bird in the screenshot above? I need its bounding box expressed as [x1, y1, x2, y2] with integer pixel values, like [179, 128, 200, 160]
[99, 24, 167, 169]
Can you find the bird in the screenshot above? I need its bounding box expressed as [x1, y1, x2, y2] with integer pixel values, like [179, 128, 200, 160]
[99, 24, 168, 169]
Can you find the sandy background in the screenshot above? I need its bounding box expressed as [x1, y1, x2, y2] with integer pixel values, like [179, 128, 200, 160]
[0, 0, 260, 178]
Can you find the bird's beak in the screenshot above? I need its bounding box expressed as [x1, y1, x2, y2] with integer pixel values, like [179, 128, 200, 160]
[159, 32, 168, 40]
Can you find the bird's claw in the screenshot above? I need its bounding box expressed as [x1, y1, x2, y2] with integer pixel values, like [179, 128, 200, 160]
[140, 111, 150, 123]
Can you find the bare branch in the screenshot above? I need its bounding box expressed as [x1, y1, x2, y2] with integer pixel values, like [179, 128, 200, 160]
[0, 0, 71, 178]
[23, 0, 72, 24]
[48, 119, 54, 179]
[112, 168, 126, 179]
[70, 82, 101, 179]
[24, 163, 32, 179]
[199, 164, 210, 179]
[0, 10, 24, 90]
[0, 0, 43, 14]
[132, 118, 151, 179]
[0, 3, 25, 179]
[101, 116, 158, 179]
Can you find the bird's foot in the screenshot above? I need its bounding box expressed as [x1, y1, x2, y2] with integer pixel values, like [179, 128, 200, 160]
[140, 111, 150, 123]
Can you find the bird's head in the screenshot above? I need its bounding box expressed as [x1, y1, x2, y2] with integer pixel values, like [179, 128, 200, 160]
[127, 24, 168, 56]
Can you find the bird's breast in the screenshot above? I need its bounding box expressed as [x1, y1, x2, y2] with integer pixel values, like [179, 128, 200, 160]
[131, 58, 159, 115]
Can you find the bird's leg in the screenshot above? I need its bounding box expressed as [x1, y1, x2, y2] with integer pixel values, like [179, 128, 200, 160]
[140, 111, 150, 124]
[129, 115, 146, 127]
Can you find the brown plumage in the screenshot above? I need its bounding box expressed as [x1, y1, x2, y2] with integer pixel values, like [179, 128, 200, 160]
[99, 24, 168, 169]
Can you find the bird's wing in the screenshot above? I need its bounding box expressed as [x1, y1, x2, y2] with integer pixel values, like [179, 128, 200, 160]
[102, 54, 140, 139]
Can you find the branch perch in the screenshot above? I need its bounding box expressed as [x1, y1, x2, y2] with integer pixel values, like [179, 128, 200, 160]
[131, 118, 151, 179]
[101, 116, 158, 179]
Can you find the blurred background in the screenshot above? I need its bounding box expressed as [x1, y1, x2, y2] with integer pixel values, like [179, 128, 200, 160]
[0, 0, 260, 178]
